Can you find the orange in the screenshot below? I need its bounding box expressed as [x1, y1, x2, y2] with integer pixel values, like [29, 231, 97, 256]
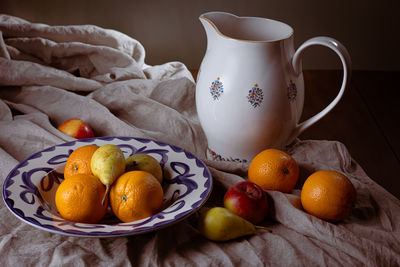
[248, 148, 299, 193]
[110, 171, 164, 223]
[301, 170, 357, 222]
[55, 174, 108, 223]
[64, 145, 99, 179]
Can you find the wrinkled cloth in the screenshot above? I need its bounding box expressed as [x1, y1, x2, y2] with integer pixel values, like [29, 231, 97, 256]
[0, 14, 399, 266]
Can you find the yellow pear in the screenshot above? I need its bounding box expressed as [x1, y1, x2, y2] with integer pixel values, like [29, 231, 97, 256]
[125, 154, 163, 184]
[91, 144, 125, 205]
[198, 207, 256, 242]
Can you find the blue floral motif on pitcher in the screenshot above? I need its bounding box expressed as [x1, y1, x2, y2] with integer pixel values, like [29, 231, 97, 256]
[287, 80, 297, 101]
[210, 77, 223, 100]
[247, 84, 264, 108]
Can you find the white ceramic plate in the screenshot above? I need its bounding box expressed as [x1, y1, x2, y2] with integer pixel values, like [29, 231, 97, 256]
[2, 137, 212, 237]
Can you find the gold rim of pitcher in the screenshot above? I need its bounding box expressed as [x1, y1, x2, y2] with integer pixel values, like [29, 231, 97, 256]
[199, 16, 294, 44]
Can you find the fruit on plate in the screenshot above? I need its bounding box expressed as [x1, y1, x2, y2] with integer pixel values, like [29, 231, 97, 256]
[301, 170, 357, 222]
[248, 148, 299, 193]
[57, 118, 95, 139]
[223, 181, 268, 224]
[91, 144, 126, 205]
[64, 145, 99, 179]
[55, 174, 108, 223]
[198, 207, 256, 242]
[125, 154, 163, 184]
[110, 170, 164, 223]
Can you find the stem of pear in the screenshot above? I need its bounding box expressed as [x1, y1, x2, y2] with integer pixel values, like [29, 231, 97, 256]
[255, 225, 272, 233]
[102, 185, 109, 206]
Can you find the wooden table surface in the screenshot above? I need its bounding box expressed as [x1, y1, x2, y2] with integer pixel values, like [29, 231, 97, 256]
[191, 70, 400, 200]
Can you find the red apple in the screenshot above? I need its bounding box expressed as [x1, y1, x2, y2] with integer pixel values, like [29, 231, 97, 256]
[224, 181, 268, 224]
[57, 118, 95, 139]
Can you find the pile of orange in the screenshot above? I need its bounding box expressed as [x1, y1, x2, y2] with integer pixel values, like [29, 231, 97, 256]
[55, 145, 164, 224]
[248, 148, 357, 222]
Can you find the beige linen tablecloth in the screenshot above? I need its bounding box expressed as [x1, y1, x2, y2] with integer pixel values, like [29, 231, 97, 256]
[0, 14, 399, 266]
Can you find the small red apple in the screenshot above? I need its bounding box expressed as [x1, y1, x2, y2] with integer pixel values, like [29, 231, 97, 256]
[224, 181, 268, 224]
[58, 118, 95, 139]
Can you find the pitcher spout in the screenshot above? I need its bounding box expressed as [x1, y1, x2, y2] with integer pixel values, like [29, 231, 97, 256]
[199, 12, 236, 48]
[199, 12, 221, 48]
[200, 12, 294, 44]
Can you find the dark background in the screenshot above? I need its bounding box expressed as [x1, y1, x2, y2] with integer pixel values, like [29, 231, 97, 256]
[1, 0, 399, 71]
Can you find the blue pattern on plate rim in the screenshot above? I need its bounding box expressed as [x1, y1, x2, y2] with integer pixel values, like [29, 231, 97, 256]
[2, 136, 213, 237]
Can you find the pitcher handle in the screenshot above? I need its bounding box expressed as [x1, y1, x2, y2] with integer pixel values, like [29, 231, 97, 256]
[288, 36, 352, 142]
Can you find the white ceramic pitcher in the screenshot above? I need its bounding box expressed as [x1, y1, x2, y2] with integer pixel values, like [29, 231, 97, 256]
[195, 12, 351, 163]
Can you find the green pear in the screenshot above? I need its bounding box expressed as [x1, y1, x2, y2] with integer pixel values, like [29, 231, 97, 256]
[125, 154, 163, 184]
[91, 144, 126, 205]
[198, 207, 256, 241]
